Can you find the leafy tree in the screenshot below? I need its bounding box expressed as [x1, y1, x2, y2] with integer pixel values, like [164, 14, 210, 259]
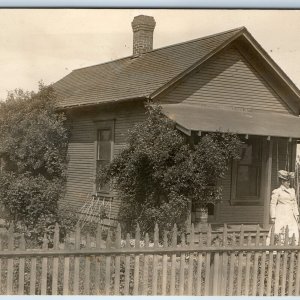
[99, 104, 242, 234]
[0, 83, 70, 242]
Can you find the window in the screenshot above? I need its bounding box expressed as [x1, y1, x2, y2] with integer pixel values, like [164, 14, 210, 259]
[95, 121, 114, 193]
[231, 136, 262, 204]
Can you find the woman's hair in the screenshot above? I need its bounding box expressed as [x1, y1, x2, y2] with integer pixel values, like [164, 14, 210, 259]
[279, 177, 292, 186]
[279, 178, 291, 183]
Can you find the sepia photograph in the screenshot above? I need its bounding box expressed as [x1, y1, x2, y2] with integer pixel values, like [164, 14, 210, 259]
[0, 8, 300, 296]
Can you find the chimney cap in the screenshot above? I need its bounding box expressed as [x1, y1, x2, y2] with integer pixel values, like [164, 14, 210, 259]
[131, 15, 156, 32]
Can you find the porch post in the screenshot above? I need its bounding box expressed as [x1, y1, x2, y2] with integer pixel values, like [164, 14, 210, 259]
[263, 139, 273, 228]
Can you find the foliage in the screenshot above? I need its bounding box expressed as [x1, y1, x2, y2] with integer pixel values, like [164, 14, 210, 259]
[98, 103, 242, 234]
[0, 83, 70, 243]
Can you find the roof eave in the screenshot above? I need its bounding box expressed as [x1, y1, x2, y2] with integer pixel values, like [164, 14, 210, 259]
[56, 95, 149, 111]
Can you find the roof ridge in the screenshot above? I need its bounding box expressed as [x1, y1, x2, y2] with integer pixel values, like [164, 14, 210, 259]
[145, 26, 246, 54]
[71, 26, 245, 73]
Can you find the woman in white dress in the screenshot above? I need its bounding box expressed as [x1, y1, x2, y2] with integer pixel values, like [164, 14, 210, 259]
[268, 170, 299, 244]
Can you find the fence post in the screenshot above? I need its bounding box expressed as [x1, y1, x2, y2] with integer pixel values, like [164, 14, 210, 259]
[95, 223, 102, 295]
[84, 233, 91, 294]
[236, 224, 244, 295]
[73, 223, 81, 295]
[152, 224, 159, 295]
[114, 224, 121, 295]
[6, 223, 14, 295]
[41, 233, 49, 295]
[170, 224, 177, 296]
[187, 224, 194, 295]
[221, 224, 228, 295]
[124, 233, 131, 295]
[212, 235, 220, 296]
[161, 230, 168, 295]
[142, 233, 149, 295]
[133, 224, 140, 295]
[205, 224, 212, 295]
[105, 231, 112, 295]
[18, 234, 26, 295]
[179, 233, 186, 295]
[51, 223, 60, 295]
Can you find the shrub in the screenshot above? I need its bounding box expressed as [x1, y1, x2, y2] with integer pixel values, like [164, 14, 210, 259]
[98, 103, 242, 235]
[0, 83, 70, 243]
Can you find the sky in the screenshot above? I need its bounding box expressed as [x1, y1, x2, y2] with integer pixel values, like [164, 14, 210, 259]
[0, 9, 300, 100]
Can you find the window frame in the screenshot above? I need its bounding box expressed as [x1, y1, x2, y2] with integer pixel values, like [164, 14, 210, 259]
[94, 120, 115, 195]
[231, 136, 264, 206]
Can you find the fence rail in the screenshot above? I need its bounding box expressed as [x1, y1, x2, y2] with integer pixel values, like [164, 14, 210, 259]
[0, 222, 299, 295]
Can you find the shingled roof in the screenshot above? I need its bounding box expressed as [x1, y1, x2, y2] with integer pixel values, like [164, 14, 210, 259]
[54, 27, 245, 108]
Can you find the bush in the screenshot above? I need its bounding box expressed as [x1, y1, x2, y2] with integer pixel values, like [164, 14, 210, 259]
[0, 83, 70, 244]
[98, 103, 242, 235]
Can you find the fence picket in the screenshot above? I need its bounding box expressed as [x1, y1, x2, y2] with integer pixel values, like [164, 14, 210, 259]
[295, 237, 300, 295]
[244, 234, 252, 295]
[41, 234, 49, 295]
[287, 234, 296, 295]
[6, 224, 14, 295]
[179, 233, 186, 295]
[124, 233, 131, 295]
[161, 230, 168, 296]
[73, 224, 81, 295]
[251, 225, 260, 296]
[274, 251, 281, 296]
[152, 224, 159, 295]
[212, 238, 220, 296]
[30, 254, 37, 295]
[187, 224, 194, 295]
[18, 234, 26, 295]
[62, 236, 70, 295]
[259, 234, 267, 296]
[133, 224, 140, 295]
[228, 233, 236, 296]
[195, 232, 203, 295]
[281, 226, 289, 296]
[236, 224, 244, 295]
[142, 233, 149, 295]
[266, 225, 275, 296]
[170, 224, 177, 295]
[95, 224, 102, 295]
[105, 231, 112, 295]
[84, 233, 91, 294]
[114, 224, 121, 295]
[221, 224, 228, 295]
[51, 223, 60, 295]
[204, 224, 212, 296]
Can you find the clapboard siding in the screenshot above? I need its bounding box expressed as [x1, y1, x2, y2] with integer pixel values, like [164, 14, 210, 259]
[216, 137, 293, 224]
[159, 46, 291, 114]
[60, 102, 146, 221]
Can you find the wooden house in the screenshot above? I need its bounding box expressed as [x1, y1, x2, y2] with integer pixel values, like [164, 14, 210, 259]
[54, 15, 300, 229]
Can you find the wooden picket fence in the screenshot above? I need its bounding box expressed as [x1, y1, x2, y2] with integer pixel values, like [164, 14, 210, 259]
[0, 222, 299, 295]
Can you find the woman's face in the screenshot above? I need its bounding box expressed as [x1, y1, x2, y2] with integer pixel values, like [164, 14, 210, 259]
[282, 180, 290, 188]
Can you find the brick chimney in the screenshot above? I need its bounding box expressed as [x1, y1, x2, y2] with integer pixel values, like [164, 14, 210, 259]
[131, 15, 156, 57]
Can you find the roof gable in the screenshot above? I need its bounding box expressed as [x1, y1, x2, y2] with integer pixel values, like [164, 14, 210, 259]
[54, 27, 300, 113]
[54, 27, 243, 108]
[158, 46, 292, 114]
